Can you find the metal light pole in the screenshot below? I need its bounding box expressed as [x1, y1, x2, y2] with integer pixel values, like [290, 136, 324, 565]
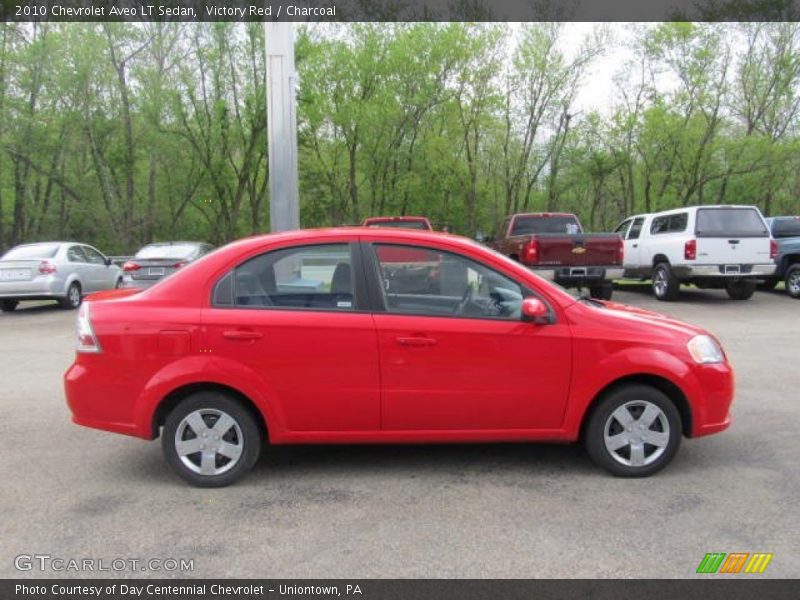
[265, 22, 300, 232]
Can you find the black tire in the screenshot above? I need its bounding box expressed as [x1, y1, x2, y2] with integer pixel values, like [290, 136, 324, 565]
[1, 300, 18, 312]
[589, 282, 614, 301]
[757, 278, 778, 291]
[652, 262, 680, 301]
[58, 282, 82, 309]
[583, 384, 682, 478]
[726, 280, 756, 301]
[786, 264, 800, 299]
[115, 278, 124, 289]
[162, 392, 262, 487]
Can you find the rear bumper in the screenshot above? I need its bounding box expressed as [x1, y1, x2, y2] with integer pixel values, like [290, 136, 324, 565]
[534, 266, 624, 286]
[120, 277, 158, 290]
[0, 276, 65, 299]
[674, 264, 776, 279]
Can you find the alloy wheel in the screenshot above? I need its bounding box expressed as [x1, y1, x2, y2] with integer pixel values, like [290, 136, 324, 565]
[174, 409, 244, 476]
[603, 400, 670, 467]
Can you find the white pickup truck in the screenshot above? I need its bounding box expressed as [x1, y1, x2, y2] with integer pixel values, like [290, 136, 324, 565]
[614, 205, 776, 301]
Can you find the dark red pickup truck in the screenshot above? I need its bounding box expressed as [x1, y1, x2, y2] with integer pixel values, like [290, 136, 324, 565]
[487, 212, 624, 299]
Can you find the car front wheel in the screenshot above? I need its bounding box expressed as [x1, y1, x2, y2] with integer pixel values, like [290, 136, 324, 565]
[162, 392, 262, 487]
[584, 384, 682, 477]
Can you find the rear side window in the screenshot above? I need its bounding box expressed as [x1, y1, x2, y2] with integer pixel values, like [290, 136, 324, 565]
[770, 217, 800, 238]
[651, 213, 687, 235]
[696, 208, 768, 238]
[67, 246, 86, 262]
[213, 244, 355, 311]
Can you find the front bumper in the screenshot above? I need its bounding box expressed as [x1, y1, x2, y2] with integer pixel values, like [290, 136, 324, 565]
[688, 362, 734, 438]
[534, 266, 624, 286]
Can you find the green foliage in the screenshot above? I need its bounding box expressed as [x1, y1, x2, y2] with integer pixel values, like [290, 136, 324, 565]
[1, 22, 799, 255]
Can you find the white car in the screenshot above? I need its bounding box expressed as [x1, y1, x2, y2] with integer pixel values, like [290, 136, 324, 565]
[0, 242, 122, 312]
[614, 205, 776, 301]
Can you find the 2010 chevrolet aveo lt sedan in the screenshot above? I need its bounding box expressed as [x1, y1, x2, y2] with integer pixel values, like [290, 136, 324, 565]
[65, 228, 733, 487]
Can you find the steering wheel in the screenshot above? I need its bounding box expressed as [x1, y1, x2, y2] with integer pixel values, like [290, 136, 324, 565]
[455, 285, 474, 315]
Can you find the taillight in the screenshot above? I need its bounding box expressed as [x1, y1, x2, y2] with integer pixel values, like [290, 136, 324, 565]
[38, 260, 56, 275]
[76, 303, 101, 353]
[617, 237, 624, 263]
[172, 261, 188, 269]
[522, 239, 539, 265]
[122, 261, 140, 272]
[770, 238, 778, 260]
[684, 239, 697, 260]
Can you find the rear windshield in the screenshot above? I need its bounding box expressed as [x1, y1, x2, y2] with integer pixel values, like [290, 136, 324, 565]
[695, 208, 768, 237]
[771, 217, 800, 238]
[511, 216, 581, 236]
[2, 243, 60, 260]
[365, 220, 429, 230]
[135, 244, 199, 259]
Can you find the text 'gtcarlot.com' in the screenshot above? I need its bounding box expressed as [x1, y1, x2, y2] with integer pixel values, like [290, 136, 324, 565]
[14, 554, 194, 573]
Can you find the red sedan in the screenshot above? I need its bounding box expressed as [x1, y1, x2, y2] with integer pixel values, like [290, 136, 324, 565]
[65, 228, 733, 486]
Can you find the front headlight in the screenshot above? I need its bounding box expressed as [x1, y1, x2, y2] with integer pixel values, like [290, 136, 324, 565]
[687, 335, 724, 364]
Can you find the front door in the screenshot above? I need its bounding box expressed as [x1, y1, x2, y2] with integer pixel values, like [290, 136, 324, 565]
[623, 217, 646, 274]
[369, 243, 572, 431]
[202, 242, 380, 433]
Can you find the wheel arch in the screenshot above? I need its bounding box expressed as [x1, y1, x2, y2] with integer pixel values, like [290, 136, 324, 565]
[151, 381, 269, 442]
[579, 373, 692, 440]
[652, 254, 670, 267]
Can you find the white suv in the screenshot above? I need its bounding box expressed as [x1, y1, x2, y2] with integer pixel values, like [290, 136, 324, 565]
[614, 205, 776, 301]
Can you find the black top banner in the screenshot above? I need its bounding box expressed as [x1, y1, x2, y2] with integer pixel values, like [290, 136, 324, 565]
[2, 0, 800, 22]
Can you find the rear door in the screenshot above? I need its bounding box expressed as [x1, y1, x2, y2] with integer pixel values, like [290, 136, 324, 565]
[202, 241, 380, 433]
[694, 207, 771, 266]
[66, 245, 92, 290]
[367, 242, 572, 431]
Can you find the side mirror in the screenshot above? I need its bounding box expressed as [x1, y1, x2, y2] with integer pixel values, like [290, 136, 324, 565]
[521, 297, 550, 324]
[104, 257, 112, 266]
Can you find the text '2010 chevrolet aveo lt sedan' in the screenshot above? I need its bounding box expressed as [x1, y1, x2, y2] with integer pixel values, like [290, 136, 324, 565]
[64, 228, 733, 487]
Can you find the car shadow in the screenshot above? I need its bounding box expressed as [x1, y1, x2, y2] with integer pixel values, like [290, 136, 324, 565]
[613, 282, 762, 305]
[0, 301, 64, 315]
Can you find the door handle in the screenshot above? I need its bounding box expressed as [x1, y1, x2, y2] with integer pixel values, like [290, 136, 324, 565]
[396, 336, 437, 347]
[632, 244, 638, 248]
[223, 330, 263, 340]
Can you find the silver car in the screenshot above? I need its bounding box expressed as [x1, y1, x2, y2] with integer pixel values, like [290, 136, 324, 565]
[121, 242, 214, 289]
[0, 242, 122, 312]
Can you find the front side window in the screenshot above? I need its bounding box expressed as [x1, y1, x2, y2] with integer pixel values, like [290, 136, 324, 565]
[82, 246, 106, 265]
[628, 217, 645, 239]
[372, 244, 529, 320]
[214, 243, 355, 311]
[614, 220, 631, 236]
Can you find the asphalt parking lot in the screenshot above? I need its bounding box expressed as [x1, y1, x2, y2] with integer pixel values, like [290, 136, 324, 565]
[1, 286, 798, 579]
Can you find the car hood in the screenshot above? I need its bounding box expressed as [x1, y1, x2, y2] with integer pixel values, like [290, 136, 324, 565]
[569, 298, 707, 340]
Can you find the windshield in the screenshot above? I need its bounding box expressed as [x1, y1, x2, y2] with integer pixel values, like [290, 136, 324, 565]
[2, 243, 60, 260]
[366, 220, 429, 230]
[511, 215, 581, 236]
[135, 244, 199, 260]
[695, 208, 768, 237]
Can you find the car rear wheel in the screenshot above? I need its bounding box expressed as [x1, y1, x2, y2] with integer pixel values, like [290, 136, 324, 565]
[589, 282, 614, 301]
[1, 300, 18, 312]
[726, 280, 756, 301]
[786, 265, 800, 299]
[652, 263, 680, 301]
[162, 392, 262, 487]
[584, 384, 681, 477]
[58, 282, 82, 309]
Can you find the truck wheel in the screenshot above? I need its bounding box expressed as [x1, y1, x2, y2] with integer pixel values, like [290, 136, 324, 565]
[652, 263, 680, 301]
[589, 282, 614, 301]
[757, 278, 778, 291]
[1, 300, 18, 312]
[726, 280, 756, 301]
[786, 265, 800, 299]
[583, 384, 681, 477]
